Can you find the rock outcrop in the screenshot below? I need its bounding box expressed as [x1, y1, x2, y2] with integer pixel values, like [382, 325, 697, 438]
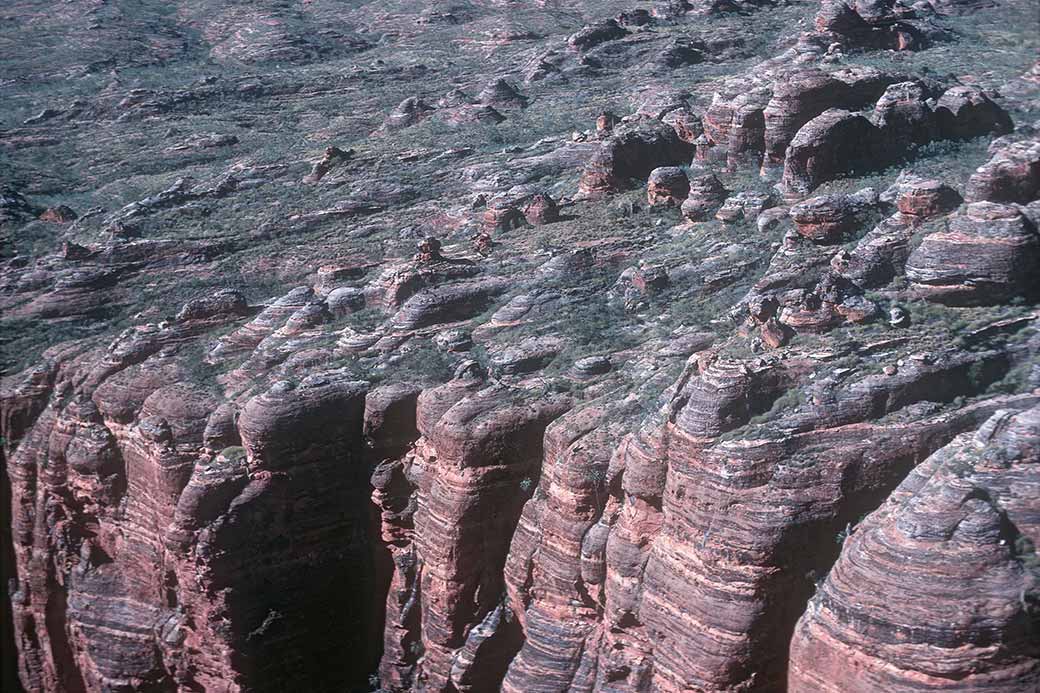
[382, 97, 435, 132]
[780, 85, 1012, 197]
[906, 202, 1040, 304]
[935, 86, 1014, 140]
[966, 137, 1040, 204]
[2, 1, 1038, 692]
[894, 176, 962, 218]
[523, 193, 560, 225]
[814, 0, 946, 50]
[715, 190, 774, 223]
[499, 402, 630, 693]
[780, 109, 881, 197]
[568, 20, 629, 52]
[833, 214, 919, 289]
[373, 377, 572, 691]
[579, 122, 693, 197]
[682, 173, 728, 221]
[478, 79, 529, 109]
[646, 166, 690, 207]
[764, 67, 897, 163]
[704, 80, 772, 158]
[789, 405, 1040, 692]
[790, 188, 878, 243]
[3, 339, 379, 692]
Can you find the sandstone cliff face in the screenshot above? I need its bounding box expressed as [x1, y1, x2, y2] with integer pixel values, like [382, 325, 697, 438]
[372, 375, 573, 692]
[789, 405, 1040, 692]
[376, 341, 1039, 692]
[2, 327, 378, 691]
[568, 360, 1039, 692]
[500, 403, 632, 693]
[3, 0, 1039, 691]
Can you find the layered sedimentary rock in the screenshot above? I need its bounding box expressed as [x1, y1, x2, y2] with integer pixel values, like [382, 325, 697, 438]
[776, 273, 879, 332]
[646, 167, 690, 207]
[780, 85, 1012, 197]
[703, 80, 772, 157]
[873, 80, 940, 146]
[590, 353, 1038, 692]
[478, 79, 529, 109]
[383, 97, 435, 131]
[390, 279, 509, 331]
[681, 173, 728, 221]
[715, 191, 774, 223]
[365, 252, 479, 314]
[374, 373, 572, 691]
[194, 374, 376, 691]
[833, 213, 919, 289]
[568, 20, 629, 52]
[499, 402, 631, 693]
[483, 201, 527, 232]
[966, 137, 1040, 204]
[789, 405, 1040, 692]
[831, 174, 962, 289]
[934, 86, 1014, 140]
[814, 0, 946, 50]
[906, 202, 1040, 304]
[703, 65, 897, 167]
[780, 109, 880, 197]
[790, 188, 878, 243]
[524, 193, 560, 225]
[3, 0, 1039, 691]
[2, 317, 378, 692]
[579, 122, 693, 196]
[894, 176, 962, 218]
[763, 67, 896, 163]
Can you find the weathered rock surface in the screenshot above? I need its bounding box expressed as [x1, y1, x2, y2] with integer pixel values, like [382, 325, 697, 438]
[383, 97, 435, 132]
[833, 213, 919, 288]
[781, 85, 1013, 197]
[499, 402, 630, 693]
[935, 86, 1014, 140]
[704, 79, 772, 158]
[646, 166, 690, 207]
[390, 279, 509, 330]
[906, 202, 1040, 304]
[568, 20, 629, 52]
[682, 173, 728, 221]
[764, 67, 897, 163]
[715, 190, 774, 223]
[790, 188, 878, 243]
[894, 176, 963, 218]
[374, 377, 572, 691]
[478, 79, 529, 109]
[523, 193, 560, 225]
[579, 122, 693, 196]
[588, 349, 1038, 691]
[814, 0, 946, 50]
[780, 109, 881, 197]
[3, 1, 1038, 692]
[789, 405, 1040, 692]
[966, 137, 1040, 204]
[304, 145, 353, 183]
[3, 339, 378, 691]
